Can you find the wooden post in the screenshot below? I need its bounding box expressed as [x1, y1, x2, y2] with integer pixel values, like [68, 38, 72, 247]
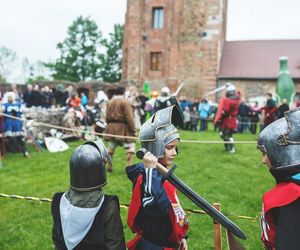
[213, 203, 222, 250]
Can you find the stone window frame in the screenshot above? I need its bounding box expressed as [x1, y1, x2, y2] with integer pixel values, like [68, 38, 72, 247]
[150, 52, 163, 71]
[152, 7, 164, 29]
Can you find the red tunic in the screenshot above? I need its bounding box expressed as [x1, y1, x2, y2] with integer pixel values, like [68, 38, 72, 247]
[127, 175, 189, 250]
[214, 96, 240, 130]
[261, 182, 300, 249]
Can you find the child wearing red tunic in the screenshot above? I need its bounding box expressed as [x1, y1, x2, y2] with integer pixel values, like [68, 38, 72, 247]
[126, 106, 188, 250]
[257, 108, 300, 250]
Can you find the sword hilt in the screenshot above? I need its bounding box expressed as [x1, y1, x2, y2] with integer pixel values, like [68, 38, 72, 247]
[136, 148, 169, 175]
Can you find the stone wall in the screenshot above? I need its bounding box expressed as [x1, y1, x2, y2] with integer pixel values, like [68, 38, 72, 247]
[217, 79, 300, 103]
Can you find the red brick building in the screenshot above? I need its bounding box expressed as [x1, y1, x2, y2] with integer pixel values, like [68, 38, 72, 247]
[122, 1, 300, 104]
[122, 0, 227, 98]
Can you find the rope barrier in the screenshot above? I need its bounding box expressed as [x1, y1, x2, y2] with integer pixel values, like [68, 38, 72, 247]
[0, 112, 258, 144]
[0, 193, 259, 221]
[0, 193, 52, 202]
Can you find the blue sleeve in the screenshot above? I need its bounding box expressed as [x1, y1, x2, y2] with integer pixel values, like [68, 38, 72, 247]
[126, 163, 144, 185]
[141, 168, 171, 216]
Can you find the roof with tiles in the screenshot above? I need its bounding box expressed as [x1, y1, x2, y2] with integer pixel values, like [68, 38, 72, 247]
[218, 40, 300, 79]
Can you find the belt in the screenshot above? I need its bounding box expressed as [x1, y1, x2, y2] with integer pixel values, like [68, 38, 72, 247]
[108, 120, 126, 124]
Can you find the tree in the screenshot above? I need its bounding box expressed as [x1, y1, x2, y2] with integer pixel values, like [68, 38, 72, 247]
[0, 46, 17, 83]
[46, 16, 103, 82]
[0, 75, 6, 84]
[99, 24, 124, 83]
[26, 75, 48, 85]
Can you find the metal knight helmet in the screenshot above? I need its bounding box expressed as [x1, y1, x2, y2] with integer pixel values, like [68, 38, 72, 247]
[70, 139, 112, 192]
[139, 105, 183, 158]
[257, 108, 300, 179]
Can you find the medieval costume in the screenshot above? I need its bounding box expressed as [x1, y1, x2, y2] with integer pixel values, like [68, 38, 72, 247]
[257, 108, 300, 250]
[2, 92, 28, 156]
[3, 99, 24, 137]
[214, 84, 240, 153]
[276, 99, 289, 119]
[51, 140, 126, 250]
[126, 106, 188, 250]
[104, 86, 136, 170]
[154, 95, 178, 113]
[154, 87, 182, 117]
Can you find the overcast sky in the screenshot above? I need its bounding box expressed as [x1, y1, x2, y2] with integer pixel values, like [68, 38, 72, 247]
[227, 0, 300, 41]
[0, 0, 300, 64]
[0, 0, 127, 63]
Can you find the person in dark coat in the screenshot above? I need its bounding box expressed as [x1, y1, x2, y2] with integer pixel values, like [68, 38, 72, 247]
[276, 98, 289, 119]
[51, 140, 126, 250]
[23, 84, 34, 107]
[237, 100, 250, 133]
[30, 84, 43, 107]
[41, 85, 54, 108]
[154, 87, 181, 115]
[249, 101, 260, 134]
[54, 84, 65, 107]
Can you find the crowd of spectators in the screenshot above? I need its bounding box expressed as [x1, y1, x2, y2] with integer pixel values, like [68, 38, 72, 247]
[0, 84, 91, 156]
[145, 91, 297, 135]
[2, 83, 298, 138]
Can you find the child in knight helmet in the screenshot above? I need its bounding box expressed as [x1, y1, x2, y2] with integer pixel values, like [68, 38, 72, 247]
[126, 105, 189, 250]
[51, 140, 126, 250]
[257, 108, 300, 250]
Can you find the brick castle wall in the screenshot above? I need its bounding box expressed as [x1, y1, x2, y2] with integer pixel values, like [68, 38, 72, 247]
[122, 0, 227, 100]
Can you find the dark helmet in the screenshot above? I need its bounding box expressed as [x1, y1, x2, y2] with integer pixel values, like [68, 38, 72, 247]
[139, 105, 183, 158]
[257, 108, 300, 181]
[70, 139, 111, 192]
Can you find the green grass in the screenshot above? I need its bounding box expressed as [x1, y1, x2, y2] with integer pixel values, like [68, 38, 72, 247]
[0, 130, 273, 249]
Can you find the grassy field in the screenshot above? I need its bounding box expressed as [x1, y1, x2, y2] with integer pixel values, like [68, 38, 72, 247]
[0, 129, 273, 249]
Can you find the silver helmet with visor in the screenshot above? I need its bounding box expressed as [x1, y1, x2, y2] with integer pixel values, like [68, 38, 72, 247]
[257, 108, 300, 180]
[139, 105, 183, 159]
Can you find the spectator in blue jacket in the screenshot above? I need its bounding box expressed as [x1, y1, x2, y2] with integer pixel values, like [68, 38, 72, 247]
[81, 92, 89, 108]
[198, 99, 210, 131]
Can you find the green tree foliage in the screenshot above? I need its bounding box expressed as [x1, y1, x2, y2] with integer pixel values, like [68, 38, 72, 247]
[46, 16, 103, 82]
[26, 75, 48, 85]
[99, 24, 124, 83]
[46, 17, 124, 83]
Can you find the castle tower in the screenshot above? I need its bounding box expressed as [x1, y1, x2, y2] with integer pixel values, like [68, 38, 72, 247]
[122, 0, 227, 99]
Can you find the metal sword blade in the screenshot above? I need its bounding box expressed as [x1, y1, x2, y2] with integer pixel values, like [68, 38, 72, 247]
[167, 173, 246, 240]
